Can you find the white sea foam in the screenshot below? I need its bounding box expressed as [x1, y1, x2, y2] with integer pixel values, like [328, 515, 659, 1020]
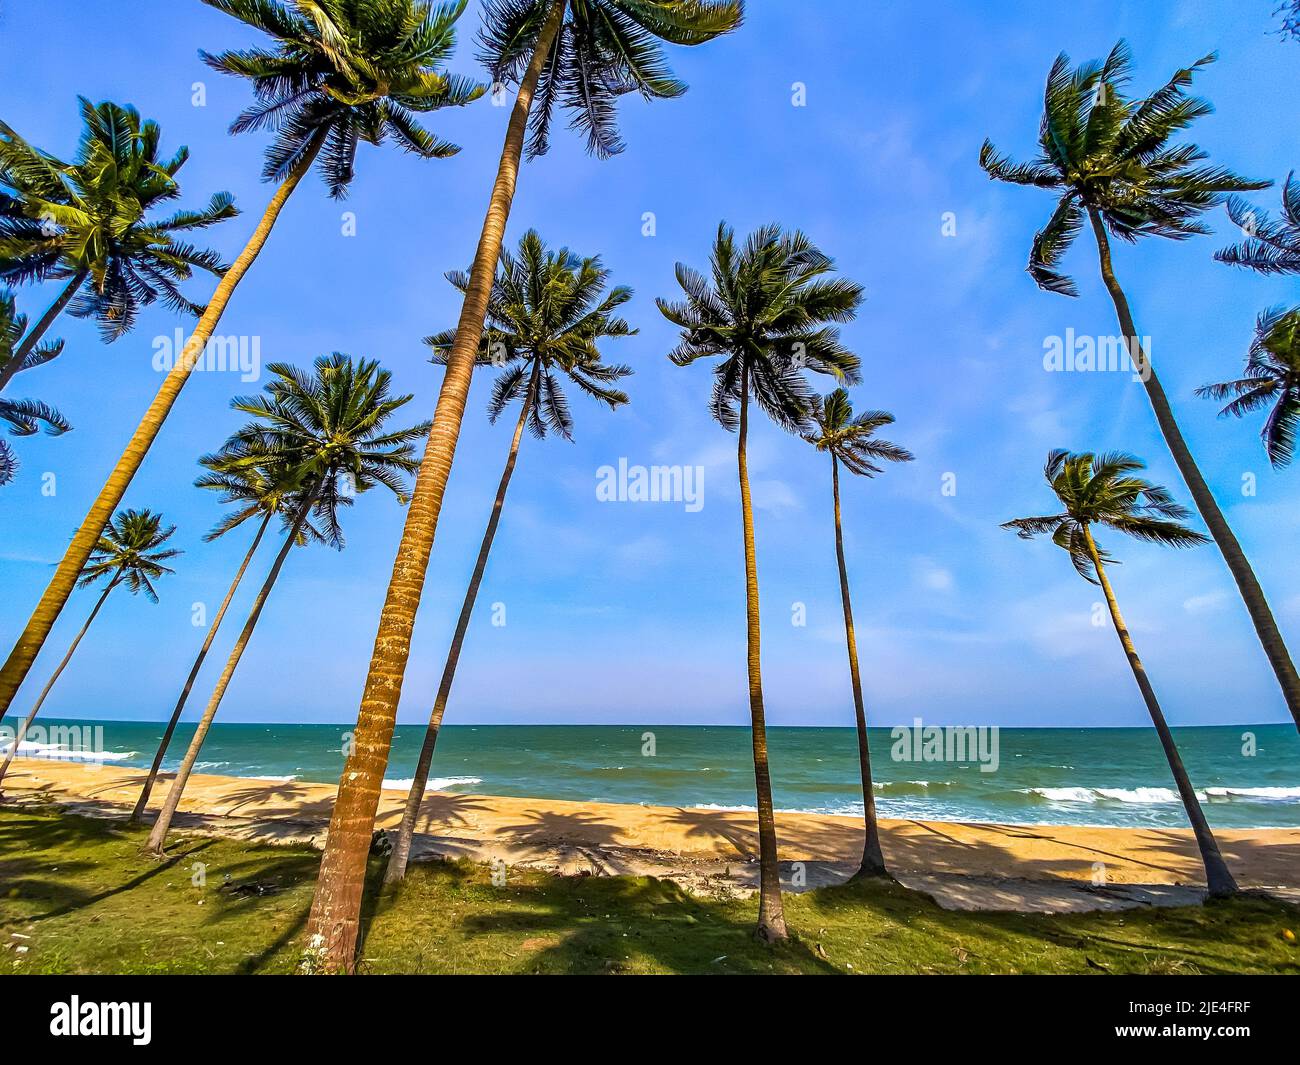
[381, 775, 482, 792]
[1030, 786, 1180, 804]
[1029, 784, 1300, 806]
[1204, 786, 1300, 802]
[0, 740, 135, 762]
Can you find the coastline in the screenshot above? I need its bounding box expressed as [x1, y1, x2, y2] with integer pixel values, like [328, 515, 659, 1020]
[5, 757, 1298, 912]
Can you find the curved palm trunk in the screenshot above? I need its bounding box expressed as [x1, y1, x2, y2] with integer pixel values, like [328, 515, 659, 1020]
[831, 457, 887, 879]
[738, 381, 788, 943]
[0, 134, 325, 725]
[1088, 210, 1300, 732]
[1082, 527, 1238, 897]
[0, 270, 86, 395]
[0, 575, 116, 787]
[145, 496, 315, 855]
[303, 0, 569, 973]
[385, 366, 538, 884]
[129, 512, 273, 824]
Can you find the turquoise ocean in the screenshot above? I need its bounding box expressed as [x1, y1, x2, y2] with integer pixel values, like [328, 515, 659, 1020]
[11, 718, 1300, 829]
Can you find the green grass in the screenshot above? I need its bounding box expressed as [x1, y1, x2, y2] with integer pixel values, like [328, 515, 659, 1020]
[2, 806, 1297, 975]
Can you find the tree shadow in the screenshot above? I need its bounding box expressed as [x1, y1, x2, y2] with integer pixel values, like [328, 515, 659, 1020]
[456, 873, 840, 975]
[665, 807, 758, 858]
[408, 792, 491, 833]
[216, 780, 336, 820]
[495, 809, 624, 850]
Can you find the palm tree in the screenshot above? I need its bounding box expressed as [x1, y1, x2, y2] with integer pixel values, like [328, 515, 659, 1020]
[658, 222, 862, 943]
[1003, 450, 1238, 897]
[145, 354, 427, 855]
[1197, 306, 1300, 469]
[979, 41, 1300, 731]
[0, 289, 69, 485]
[802, 388, 912, 880]
[0, 0, 479, 724]
[305, 0, 743, 972]
[0, 98, 237, 391]
[1216, 171, 1300, 275]
[129, 456, 305, 824]
[0, 509, 178, 787]
[384, 230, 633, 883]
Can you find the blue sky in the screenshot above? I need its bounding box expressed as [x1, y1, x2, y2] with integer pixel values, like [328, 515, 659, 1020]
[0, 0, 1297, 728]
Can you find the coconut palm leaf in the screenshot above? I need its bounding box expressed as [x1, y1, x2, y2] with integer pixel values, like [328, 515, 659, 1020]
[1003, 449, 1207, 583]
[215, 353, 428, 549]
[0, 100, 237, 341]
[1197, 305, 1300, 467]
[78, 508, 181, 603]
[478, 0, 743, 159]
[658, 221, 862, 433]
[425, 229, 634, 439]
[202, 0, 485, 198]
[979, 41, 1267, 295]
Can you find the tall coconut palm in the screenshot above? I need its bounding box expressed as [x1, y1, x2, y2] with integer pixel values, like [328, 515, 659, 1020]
[802, 388, 912, 880]
[0, 99, 237, 391]
[0, 0, 479, 725]
[145, 354, 428, 855]
[1216, 171, 1300, 275]
[384, 230, 633, 883]
[129, 456, 306, 824]
[305, 0, 743, 972]
[978, 41, 1300, 731]
[1003, 450, 1238, 897]
[1196, 306, 1300, 469]
[658, 222, 862, 943]
[0, 289, 69, 485]
[0, 509, 178, 787]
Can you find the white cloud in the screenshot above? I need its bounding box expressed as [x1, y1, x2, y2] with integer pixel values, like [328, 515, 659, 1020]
[915, 557, 955, 592]
[1183, 591, 1228, 614]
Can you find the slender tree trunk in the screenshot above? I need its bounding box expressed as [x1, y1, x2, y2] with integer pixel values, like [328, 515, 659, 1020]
[1082, 527, 1238, 898]
[130, 512, 273, 824]
[145, 494, 316, 856]
[385, 364, 539, 884]
[1087, 209, 1300, 731]
[737, 379, 788, 943]
[303, 0, 569, 973]
[0, 134, 326, 725]
[0, 270, 86, 394]
[0, 576, 116, 787]
[831, 457, 887, 879]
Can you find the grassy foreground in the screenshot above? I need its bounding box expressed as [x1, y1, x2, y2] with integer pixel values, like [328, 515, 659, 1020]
[1, 806, 1297, 975]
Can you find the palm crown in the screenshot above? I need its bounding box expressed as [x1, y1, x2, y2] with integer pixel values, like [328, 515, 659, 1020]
[0, 289, 63, 377]
[0, 99, 238, 338]
[195, 452, 322, 543]
[1197, 306, 1300, 468]
[479, 0, 744, 158]
[80, 508, 182, 602]
[1003, 449, 1208, 583]
[804, 388, 913, 476]
[201, 0, 485, 197]
[658, 222, 862, 432]
[0, 290, 70, 486]
[1217, 172, 1300, 275]
[218, 353, 430, 548]
[425, 230, 634, 439]
[979, 41, 1267, 296]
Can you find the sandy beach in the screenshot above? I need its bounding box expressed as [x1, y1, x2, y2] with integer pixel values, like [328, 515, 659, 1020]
[4, 757, 1298, 912]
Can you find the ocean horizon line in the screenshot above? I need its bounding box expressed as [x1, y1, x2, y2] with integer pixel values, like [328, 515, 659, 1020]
[21, 717, 1294, 731]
